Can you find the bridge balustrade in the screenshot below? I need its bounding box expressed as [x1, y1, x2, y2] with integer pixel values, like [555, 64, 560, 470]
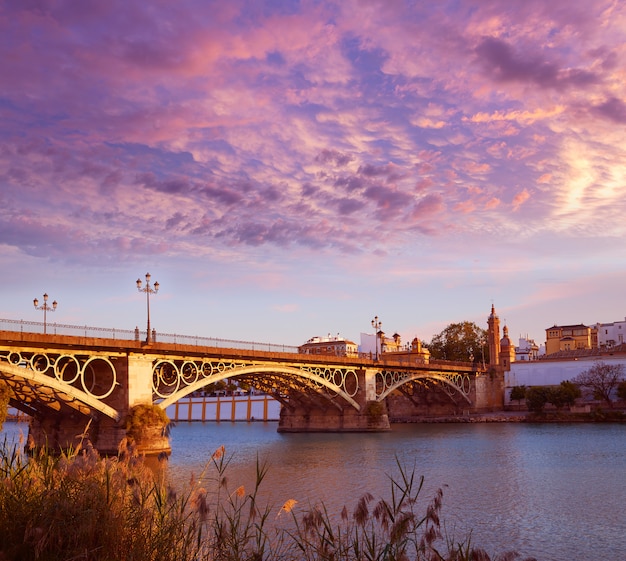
[0, 318, 299, 353]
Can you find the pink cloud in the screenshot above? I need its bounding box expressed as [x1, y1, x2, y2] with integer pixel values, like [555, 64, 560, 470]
[537, 173, 552, 184]
[512, 189, 531, 211]
[415, 178, 435, 192]
[485, 197, 501, 210]
[460, 161, 492, 175]
[411, 194, 445, 220]
[454, 201, 476, 214]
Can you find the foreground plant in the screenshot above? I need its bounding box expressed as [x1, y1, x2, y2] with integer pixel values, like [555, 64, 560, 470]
[284, 458, 537, 561]
[0, 435, 536, 561]
[196, 444, 285, 561]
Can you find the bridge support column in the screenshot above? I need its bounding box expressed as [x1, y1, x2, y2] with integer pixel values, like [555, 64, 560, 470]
[28, 413, 127, 455]
[473, 370, 505, 412]
[25, 353, 171, 457]
[124, 354, 171, 457]
[364, 368, 378, 401]
[277, 368, 390, 432]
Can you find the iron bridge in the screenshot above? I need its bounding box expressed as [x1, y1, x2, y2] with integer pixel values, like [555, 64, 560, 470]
[0, 333, 477, 420]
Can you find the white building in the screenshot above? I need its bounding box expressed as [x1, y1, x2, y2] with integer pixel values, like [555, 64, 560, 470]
[514, 336, 544, 361]
[359, 332, 376, 357]
[504, 354, 626, 406]
[594, 318, 626, 348]
[299, 334, 359, 357]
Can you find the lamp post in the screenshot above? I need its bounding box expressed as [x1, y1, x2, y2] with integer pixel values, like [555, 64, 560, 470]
[33, 293, 57, 334]
[371, 315, 382, 360]
[481, 337, 486, 369]
[136, 273, 159, 343]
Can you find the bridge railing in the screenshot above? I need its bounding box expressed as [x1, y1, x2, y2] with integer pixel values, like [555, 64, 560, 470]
[154, 331, 299, 353]
[0, 318, 299, 354]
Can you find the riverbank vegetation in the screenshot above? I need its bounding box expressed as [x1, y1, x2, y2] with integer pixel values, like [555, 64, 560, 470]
[0, 433, 537, 561]
[0, 381, 9, 432]
[509, 362, 626, 416]
[526, 409, 626, 423]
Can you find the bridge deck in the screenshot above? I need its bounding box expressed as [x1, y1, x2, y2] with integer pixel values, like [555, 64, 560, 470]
[0, 330, 478, 374]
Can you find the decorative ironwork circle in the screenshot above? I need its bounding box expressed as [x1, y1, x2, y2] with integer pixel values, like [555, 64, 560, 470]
[181, 361, 199, 385]
[343, 370, 359, 397]
[332, 368, 343, 387]
[30, 354, 50, 372]
[8, 352, 21, 365]
[461, 375, 471, 394]
[383, 371, 393, 389]
[153, 360, 180, 397]
[80, 356, 117, 399]
[55, 355, 81, 385]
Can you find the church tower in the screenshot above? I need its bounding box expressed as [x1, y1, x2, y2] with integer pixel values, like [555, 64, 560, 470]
[487, 304, 501, 367]
[499, 324, 516, 371]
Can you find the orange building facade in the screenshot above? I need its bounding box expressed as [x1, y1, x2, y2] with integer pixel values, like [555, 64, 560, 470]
[545, 324, 595, 355]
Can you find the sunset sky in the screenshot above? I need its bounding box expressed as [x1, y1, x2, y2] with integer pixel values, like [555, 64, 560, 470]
[2, 0, 625, 349]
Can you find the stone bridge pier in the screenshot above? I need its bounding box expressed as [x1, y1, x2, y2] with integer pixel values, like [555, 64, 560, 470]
[0, 338, 171, 457]
[28, 353, 170, 457]
[277, 368, 391, 432]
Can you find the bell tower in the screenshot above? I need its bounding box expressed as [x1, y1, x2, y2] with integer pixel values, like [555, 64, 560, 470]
[487, 304, 501, 367]
[499, 324, 516, 370]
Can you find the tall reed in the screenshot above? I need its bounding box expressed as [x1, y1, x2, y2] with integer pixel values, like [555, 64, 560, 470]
[0, 434, 536, 561]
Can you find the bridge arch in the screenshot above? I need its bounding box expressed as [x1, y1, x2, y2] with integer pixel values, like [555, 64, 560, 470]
[154, 362, 361, 411]
[376, 370, 472, 404]
[0, 361, 121, 420]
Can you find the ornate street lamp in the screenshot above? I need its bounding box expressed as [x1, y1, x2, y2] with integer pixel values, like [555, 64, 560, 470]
[136, 273, 159, 343]
[33, 293, 57, 334]
[371, 315, 382, 360]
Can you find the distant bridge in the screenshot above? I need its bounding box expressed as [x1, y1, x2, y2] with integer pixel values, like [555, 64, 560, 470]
[0, 319, 496, 456]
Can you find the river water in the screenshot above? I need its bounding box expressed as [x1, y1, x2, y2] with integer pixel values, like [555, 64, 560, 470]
[3, 420, 625, 560]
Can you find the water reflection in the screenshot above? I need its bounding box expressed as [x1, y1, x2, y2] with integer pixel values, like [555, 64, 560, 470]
[165, 421, 626, 561]
[2, 420, 625, 561]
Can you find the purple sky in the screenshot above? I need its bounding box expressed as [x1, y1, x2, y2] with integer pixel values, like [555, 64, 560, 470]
[2, 0, 625, 348]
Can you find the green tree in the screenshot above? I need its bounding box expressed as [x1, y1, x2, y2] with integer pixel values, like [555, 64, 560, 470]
[525, 386, 550, 413]
[557, 380, 581, 408]
[547, 386, 567, 410]
[572, 362, 625, 406]
[427, 321, 487, 363]
[509, 385, 526, 406]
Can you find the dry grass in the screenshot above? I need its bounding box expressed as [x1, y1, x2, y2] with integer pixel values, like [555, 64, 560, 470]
[0, 434, 536, 561]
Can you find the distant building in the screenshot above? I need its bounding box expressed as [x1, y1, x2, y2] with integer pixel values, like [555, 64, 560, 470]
[359, 331, 430, 362]
[359, 330, 404, 356]
[488, 304, 501, 367]
[381, 332, 403, 353]
[487, 304, 516, 371]
[379, 337, 431, 364]
[545, 324, 595, 355]
[360, 332, 376, 357]
[515, 336, 543, 361]
[594, 318, 626, 349]
[499, 325, 516, 370]
[298, 334, 359, 357]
